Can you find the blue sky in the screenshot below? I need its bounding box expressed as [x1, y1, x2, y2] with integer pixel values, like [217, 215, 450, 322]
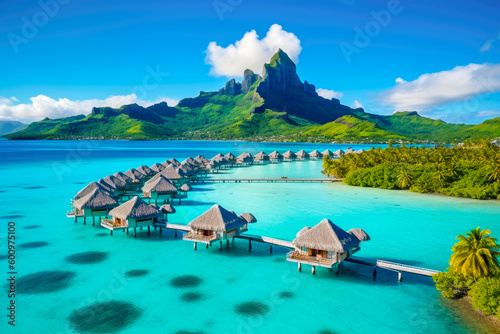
[1, 0, 499, 123]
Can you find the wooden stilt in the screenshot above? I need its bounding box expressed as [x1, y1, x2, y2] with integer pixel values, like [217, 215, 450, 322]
[373, 266, 377, 279]
[134, 227, 136, 238]
[249, 240, 252, 252]
[140, 227, 143, 231]
[227, 239, 229, 246]
[159, 227, 162, 233]
[219, 240, 222, 251]
[175, 230, 177, 238]
[298, 263, 302, 272]
[110, 229, 113, 235]
[336, 264, 340, 275]
[147, 226, 150, 234]
[74, 216, 77, 223]
[92, 216, 95, 226]
[194, 242, 197, 250]
[312, 266, 316, 275]
[127, 228, 129, 234]
[83, 217, 86, 225]
[398, 272, 403, 282]
[270, 245, 273, 254]
[232, 237, 234, 243]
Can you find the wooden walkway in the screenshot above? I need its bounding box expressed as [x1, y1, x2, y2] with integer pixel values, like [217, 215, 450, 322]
[345, 257, 440, 277]
[235, 234, 294, 249]
[192, 178, 340, 183]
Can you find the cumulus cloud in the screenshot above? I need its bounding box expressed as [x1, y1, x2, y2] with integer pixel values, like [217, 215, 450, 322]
[352, 100, 364, 109]
[378, 63, 500, 111]
[205, 24, 302, 77]
[0, 94, 179, 123]
[316, 88, 344, 100]
[395, 77, 406, 84]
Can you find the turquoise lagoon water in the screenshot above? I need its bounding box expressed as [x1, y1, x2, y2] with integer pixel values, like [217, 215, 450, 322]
[1, 140, 499, 334]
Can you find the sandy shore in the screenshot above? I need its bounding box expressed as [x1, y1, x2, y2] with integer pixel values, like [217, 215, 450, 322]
[442, 295, 500, 333]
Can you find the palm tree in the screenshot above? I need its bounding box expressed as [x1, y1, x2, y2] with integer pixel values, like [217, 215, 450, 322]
[450, 227, 500, 278]
[397, 166, 412, 189]
[487, 161, 500, 183]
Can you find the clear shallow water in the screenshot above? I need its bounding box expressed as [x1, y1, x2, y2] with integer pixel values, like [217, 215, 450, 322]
[1, 140, 499, 334]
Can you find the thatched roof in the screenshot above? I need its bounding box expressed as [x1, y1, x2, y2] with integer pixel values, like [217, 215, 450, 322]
[124, 168, 146, 180]
[188, 204, 246, 232]
[114, 172, 134, 184]
[309, 150, 323, 158]
[321, 150, 333, 157]
[353, 149, 365, 154]
[296, 226, 311, 237]
[237, 152, 253, 162]
[159, 204, 176, 214]
[269, 150, 283, 159]
[292, 219, 359, 252]
[98, 179, 116, 190]
[161, 160, 172, 167]
[157, 165, 186, 180]
[73, 188, 117, 210]
[150, 163, 166, 173]
[283, 150, 296, 159]
[180, 184, 192, 192]
[344, 148, 354, 154]
[104, 175, 126, 188]
[168, 158, 181, 167]
[194, 155, 209, 164]
[142, 175, 177, 194]
[239, 212, 257, 224]
[137, 165, 155, 176]
[224, 152, 236, 162]
[109, 196, 160, 220]
[296, 150, 309, 158]
[75, 182, 109, 200]
[254, 151, 269, 160]
[178, 164, 196, 176]
[211, 154, 228, 165]
[333, 149, 344, 157]
[183, 157, 198, 166]
[348, 228, 370, 242]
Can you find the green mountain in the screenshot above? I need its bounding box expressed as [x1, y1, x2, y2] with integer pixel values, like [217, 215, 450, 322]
[0, 121, 28, 135]
[4, 50, 500, 142]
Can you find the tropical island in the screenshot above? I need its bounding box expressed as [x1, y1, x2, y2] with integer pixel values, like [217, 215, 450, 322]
[322, 141, 500, 199]
[4, 50, 500, 143]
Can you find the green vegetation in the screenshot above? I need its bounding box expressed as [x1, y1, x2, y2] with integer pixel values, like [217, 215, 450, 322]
[322, 142, 500, 200]
[433, 228, 500, 320]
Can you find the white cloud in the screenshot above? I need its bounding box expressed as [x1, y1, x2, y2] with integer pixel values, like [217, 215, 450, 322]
[316, 88, 344, 100]
[395, 77, 406, 84]
[474, 110, 500, 119]
[352, 100, 364, 109]
[205, 24, 302, 77]
[378, 63, 500, 111]
[0, 94, 179, 123]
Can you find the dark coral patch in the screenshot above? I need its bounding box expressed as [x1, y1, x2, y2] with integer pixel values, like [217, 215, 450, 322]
[16, 271, 76, 294]
[278, 291, 294, 299]
[23, 225, 41, 229]
[68, 301, 142, 333]
[95, 233, 108, 237]
[0, 215, 24, 219]
[19, 241, 49, 249]
[125, 270, 149, 278]
[169, 275, 202, 288]
[175, 331, 206, 334]
[234, 301, 270, 317]
[66, 251, 108, 264]
[180, 291, 204, 303]
[23, 186, 45, 189]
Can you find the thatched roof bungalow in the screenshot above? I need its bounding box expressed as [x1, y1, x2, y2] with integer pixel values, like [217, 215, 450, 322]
[142, 175, 178, 203]
[103, 175, 127, 190]
[287, 219, 360, 273]
[321, 150, 334, 158]
[104, 196, 161, 234]
[296, 150, 309, 160]
[137, 165, 155, 177]
[124, 168, 147, 183]
[224, 152, 237, 164]
[72, 188, 117, 218]
[183, 204, 249, 247]
[309, 150, 323, 159]
[254, 151, 270, 164]
[333, 149, 344, 158]
[283, 150, 296, 161]
[114, 172, 134, 185]
[239, 212, 257, 224]
[159, 204, 176, 221]
[236, 152, 253, 165]
[74, 182, 110, 200]
[150, 163, 166, 173]
[148, 165, 188, 185]
[194, 155, 209, 165]
[268, 150, 283, 162]
[168, 158, 181, 167]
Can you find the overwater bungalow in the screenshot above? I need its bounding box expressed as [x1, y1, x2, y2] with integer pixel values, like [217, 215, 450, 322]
[348, 228, 371, 250]
[103, 196, 161, 236]
[286, 219, 360, 274]
[178, 163, 197, 177]
[210, 155, 229, 170]
[175, 183, 191, 203]
[105, 175, 128, 190]
[70, 188, 117, 225]
[239, 212, 257, 224]
[224, 152, 237, 166]
[150, 163, 166, 173]
[321, 150, 334, 158]
[161, 160, 172, 168]
[296, 150, 309, 160]
[309, 150, 323, 160]
[183, 204, 251, 250]
[74, 181, 110, 200]
[283, 150, 296, 161]
[194, 155, 209, 165]
[254, 151, 270, 164]
[137, 165, 155, 177]
[98, 179, 118, 196]
[333, 149, 344, 158]
[236, 152, 253, 165]
[159, 204, 175, 222]
[142, 175, 178, 204]
[183, 157, 199, 168]
[344, 148, 354, 154]
[114, 172, 134, 185]
[353, 149, 365, 154]
[124, 168, 147, 187]
[168, 158, 181, 167]
[268, 150, 283, 162]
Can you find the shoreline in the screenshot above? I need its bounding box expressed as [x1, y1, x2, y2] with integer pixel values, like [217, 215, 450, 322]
[443, 296, 500, 333]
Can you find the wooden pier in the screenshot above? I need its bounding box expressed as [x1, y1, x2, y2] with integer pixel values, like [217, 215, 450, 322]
[192, 178, 341, 183]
